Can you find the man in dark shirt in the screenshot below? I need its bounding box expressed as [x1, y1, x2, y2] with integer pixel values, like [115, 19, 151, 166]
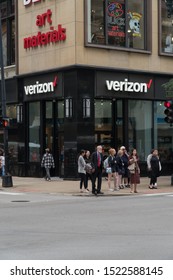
[91, 145, 104, 195]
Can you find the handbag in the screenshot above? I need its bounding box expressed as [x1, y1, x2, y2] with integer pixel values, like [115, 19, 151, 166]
[106, 167, 112, 174]
[128, 163, 135, 174]
[85, 163, 95, 174]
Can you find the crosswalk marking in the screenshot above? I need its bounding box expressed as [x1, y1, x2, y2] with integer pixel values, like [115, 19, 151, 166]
[0, 192, 24, 196]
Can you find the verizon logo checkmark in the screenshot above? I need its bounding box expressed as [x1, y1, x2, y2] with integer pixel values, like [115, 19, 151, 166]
[53, 76, 58, 87]
[147, 79, 152, 89]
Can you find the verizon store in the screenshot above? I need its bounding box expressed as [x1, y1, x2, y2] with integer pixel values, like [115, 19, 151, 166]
[15, 67, 173, 178]
[13, 0, 173, 178]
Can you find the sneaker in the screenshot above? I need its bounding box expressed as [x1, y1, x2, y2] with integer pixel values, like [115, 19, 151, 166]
[149, 185, 153, 189]
[114, 188, 119, 191]
[84, 189, 89, 193]
[80, 189, 83, 193]
[108, 188, 114, 191]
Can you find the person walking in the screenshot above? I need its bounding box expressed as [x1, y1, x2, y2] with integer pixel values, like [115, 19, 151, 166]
[78, 150, 88, 193]
[128, 148, 140, 193]
[107, 148, 119, 191]
[91, 145, 104, 195]
[148, 149, 161, 189]
[41, 148, 55, 181]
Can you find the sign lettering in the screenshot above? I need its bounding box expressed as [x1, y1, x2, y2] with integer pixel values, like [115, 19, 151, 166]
[24, 76, 58, 95]
[106, 79, 153, 93]
[23, 8, 66, 49]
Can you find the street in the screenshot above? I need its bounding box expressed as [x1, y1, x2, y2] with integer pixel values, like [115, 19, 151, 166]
[0, 191, 173, 260]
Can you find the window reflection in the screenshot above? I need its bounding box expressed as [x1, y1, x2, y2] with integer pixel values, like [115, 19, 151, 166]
[127, 0, 144, 49]
[95, 99, 112, 155]
[0, 0, 15, 66]
[29, 102, 40, 162]
[87, 0, 146, 50]
[88, 0, 105, 44]
[161, 0, 173, 53]
[128, 100, 152, 161]
[154, 101, 173, 161]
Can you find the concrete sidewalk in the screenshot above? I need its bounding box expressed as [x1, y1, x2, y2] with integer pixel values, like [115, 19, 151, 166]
[0, 175, 173, 196]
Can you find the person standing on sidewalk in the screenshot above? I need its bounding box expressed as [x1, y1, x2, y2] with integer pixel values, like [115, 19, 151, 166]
[107, 148, 119, 191]
[148, 149, 161, 189]
[128, 148, 140, 193]
[41, 148, 55, 181]
[84, 150, 92, 191]
[91, 145, 104, 195]
[78, 150, 88, 193]
[120, 146, 130, 188]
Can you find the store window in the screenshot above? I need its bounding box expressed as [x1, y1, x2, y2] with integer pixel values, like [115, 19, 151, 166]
[86, 0, 148, 51]
[95, 99, 112, 154]
[154, 101, 173, 161]
[160, 0, 173, 54]
[45, 101, 53, 152]
[128, 100, 152, 161]
[29, 102, 40, 162]
[0, 0, 15, 66]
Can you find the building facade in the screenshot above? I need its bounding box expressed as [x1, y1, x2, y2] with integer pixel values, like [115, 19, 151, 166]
[1, 0, 173, 178]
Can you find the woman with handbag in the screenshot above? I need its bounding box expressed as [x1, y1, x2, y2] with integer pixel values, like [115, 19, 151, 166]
[107, 148, 119, 191]
[128, 148, 140, 193]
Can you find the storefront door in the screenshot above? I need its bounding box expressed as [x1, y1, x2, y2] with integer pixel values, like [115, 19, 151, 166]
[94, 99, 124, 156]
[45, 100, 64, 178]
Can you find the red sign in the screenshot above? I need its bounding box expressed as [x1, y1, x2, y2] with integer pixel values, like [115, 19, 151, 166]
[23, 9, 66, 49]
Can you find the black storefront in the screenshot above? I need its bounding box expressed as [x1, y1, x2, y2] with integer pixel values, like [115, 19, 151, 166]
[12, 66, 173, 178]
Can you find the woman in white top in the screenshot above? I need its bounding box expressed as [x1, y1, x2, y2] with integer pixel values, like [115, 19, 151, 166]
[78, 150, 88, 193]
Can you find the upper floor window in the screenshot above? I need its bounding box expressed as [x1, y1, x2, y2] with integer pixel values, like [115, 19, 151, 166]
[160, 0, 173, 55]
[0, 0, 15, 66]
[86, 0, 150, 51]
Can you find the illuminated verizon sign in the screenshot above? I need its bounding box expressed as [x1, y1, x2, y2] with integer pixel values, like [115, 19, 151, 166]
[106, 79, 153, 93]
[24, 76, 58, 95]
[23, 0, 41, 6]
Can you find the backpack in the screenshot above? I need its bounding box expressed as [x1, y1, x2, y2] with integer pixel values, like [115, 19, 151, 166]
[103, 157, 109, 169]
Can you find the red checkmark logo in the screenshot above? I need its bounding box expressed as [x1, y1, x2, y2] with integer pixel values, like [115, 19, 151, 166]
[53, 76, 58, 87]
[147, 79, 152, 89]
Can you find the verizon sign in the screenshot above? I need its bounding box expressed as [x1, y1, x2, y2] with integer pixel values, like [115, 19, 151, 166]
[24, 76, 58, 95]
[106, 78, 153, 93]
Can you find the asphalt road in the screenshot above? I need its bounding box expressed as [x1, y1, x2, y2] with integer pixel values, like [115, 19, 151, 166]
[0, 192, 173, 260]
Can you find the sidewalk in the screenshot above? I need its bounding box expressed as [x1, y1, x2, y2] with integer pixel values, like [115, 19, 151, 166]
[0, 176, 173, 196]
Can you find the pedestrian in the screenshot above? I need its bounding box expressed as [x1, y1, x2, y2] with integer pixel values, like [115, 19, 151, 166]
[148, 149, 161, 189]
[147, 149, 154, 183]
[107, 148, 119, 191]
[91, 145, 104, 195]
[128, 148, 140, 193]
[78, 150, 88, 193]
[41, 148, 55, 181]
[84, 150, 92, 191]
[120, 146, 130, 188]
[116, 149, 124, 189]
[0, 149, 5, 177]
